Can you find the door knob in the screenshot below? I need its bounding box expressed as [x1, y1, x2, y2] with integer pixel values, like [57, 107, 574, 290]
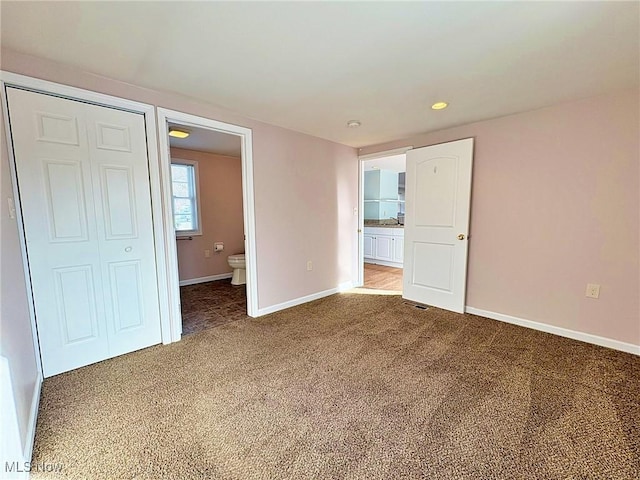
[125, 246, 132, 252]
[457, 234, 465, 240]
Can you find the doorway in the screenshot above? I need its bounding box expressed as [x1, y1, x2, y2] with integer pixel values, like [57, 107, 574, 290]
[358, 139, 474, 313]
[167, 124, 247, 335]
[358, 149, 409, 293]
[156, 108, 258, 342]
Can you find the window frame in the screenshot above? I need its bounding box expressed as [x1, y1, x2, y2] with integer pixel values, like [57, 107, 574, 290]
[170, 158, 202, 237]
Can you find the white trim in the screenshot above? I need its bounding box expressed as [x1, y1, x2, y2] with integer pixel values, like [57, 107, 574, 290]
[0, 80, 44, 377]
[0, 70, 174, 350]
[356, 160, 365, 288]
[157, 108, 258, 342]
[465, 306, 640, 356]
[23, 373, 42, 464]
[357, 147, 411, 289]
[358, 146, 413, 161]
[257, 285, 347, 316]
[179, 273, 233, 287]
[1, 71, 155, 114]
[364, 258, 403, 269]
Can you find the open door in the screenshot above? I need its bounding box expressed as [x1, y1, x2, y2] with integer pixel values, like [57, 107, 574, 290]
[402, 138, 474, 313]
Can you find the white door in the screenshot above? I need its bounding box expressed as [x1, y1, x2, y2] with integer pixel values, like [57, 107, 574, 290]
[403, 138, 474, 313]
[7, 88, 162, 377]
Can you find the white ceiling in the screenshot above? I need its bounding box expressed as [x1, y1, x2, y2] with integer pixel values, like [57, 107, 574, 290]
[2, 2, 638, 148]
[168, 123, 241, 157]
[363, 154, 406, 173]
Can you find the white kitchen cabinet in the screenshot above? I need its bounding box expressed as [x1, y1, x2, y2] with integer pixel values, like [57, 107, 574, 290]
[363, 234, 375, 258]
[376, 235, 394, 261]
[364, 227, 404, 268]
[393, 231, 404, 263]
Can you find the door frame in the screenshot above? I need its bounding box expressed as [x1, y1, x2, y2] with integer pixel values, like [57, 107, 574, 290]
[0, 71, 174, 363]
[156, 108, 258, 342]
[357, 146, 412, 287]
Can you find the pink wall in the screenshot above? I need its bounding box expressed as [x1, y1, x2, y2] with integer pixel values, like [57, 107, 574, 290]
[360, 89, 640, 346]
[170, 148, 244, 282]
[0, 48, 360, 310]
[3, 48, 636, 348]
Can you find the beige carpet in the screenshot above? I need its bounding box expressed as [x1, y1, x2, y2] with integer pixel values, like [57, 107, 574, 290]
[32, 293, 639, 479]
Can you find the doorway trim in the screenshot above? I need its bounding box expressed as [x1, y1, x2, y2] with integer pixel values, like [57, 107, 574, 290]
[156, 108, 258, 342]
[357, 146, 412, 287]
[0, 70, 174, 355]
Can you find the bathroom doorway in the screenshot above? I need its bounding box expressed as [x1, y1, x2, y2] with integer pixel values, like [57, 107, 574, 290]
[157, 109, 257, 341]
[359, 150, 408, 293]
[169, 125, 247, 334]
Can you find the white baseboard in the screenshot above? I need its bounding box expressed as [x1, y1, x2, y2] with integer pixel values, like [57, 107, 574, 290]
[24, 373, 42, 464]
[179, 273, 232, 287]
[465, 306, 640, 356]
[0, 360, 41, 479]
[256, 283, 353, 317]
[364, 258, 403, 269]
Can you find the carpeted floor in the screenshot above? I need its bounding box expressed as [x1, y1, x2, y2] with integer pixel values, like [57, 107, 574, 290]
[32, 293, 639, 479]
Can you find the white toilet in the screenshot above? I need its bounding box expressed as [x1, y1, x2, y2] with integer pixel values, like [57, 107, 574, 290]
[228, 253, 246, 286]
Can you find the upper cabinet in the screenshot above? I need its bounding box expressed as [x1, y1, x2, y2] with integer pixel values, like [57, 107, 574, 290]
[364, 170, 399, 200]
[364, 169, 404, 220]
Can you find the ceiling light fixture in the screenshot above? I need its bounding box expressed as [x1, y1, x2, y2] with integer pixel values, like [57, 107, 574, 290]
[347, 120, 361, 128]
[431, 102, 449, 110]
[168, 127, 190, 138]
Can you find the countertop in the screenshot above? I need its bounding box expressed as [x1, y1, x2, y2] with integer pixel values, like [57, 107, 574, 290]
[364, 223, 405, 229]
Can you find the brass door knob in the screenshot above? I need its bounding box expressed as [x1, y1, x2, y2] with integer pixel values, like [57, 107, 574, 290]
[457, 234, 465, 240]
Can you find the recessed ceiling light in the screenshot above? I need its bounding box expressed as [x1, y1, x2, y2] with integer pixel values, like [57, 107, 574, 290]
[168, 128, 190, 138]
[431, 102, 448, 110]
[347, 120, 361, 128]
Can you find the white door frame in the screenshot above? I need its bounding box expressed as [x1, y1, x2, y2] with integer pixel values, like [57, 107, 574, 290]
[156, 108, 258, 342]
[0, 71, 174, 360]
[357, 147, 412, 287]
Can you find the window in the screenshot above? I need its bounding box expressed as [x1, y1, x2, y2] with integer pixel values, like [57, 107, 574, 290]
[170, 160, 201, 236]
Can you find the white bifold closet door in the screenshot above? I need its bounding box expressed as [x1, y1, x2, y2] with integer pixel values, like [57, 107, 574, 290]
[7, 87, 162, 377]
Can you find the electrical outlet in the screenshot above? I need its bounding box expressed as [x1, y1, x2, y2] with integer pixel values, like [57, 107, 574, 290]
[585, 283, 600, 299]
[307, 261, 313, 271]
[204, 250, 211, 258]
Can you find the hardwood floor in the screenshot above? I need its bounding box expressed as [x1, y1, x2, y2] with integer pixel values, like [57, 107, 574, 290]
[363, 263, 403, 291]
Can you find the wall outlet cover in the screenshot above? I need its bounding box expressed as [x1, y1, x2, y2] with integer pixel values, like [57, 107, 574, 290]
[585, 283, 600, 299]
